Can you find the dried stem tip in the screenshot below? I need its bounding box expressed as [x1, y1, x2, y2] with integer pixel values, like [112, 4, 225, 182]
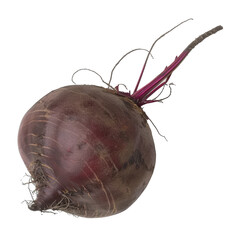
[186, 25, 223, 51]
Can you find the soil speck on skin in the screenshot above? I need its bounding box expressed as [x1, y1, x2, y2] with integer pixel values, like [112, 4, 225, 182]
[121, 150, 146, 171]
[78, 142, 86, 150]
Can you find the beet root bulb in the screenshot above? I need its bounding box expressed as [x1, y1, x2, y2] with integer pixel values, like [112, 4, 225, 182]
[18, 85, 156, 217]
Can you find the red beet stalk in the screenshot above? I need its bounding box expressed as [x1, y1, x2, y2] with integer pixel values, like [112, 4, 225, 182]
[129, 25, 223, 106]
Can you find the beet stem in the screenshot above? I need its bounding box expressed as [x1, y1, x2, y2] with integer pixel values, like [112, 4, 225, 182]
[132, 25, 223, 106]
[133, 18, 193, 94]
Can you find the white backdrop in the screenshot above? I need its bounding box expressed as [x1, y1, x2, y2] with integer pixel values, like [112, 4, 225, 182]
[1, 0, 239, 239]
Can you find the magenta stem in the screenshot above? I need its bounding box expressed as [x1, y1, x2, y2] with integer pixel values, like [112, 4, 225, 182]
[131, 25, 223, 106]
[133, 18, 194, 94]
[134, 62, 147, 93]
[132, 51, 189, 103]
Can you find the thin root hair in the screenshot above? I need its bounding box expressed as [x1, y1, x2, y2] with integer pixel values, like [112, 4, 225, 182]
[108, 48, 154, 88]
[151, 84, 166, 101]
[147, 116, 168, 141]
[115, 83, 129, 92]
[157, 83, 175, 102]
[72, 68, 115, 90]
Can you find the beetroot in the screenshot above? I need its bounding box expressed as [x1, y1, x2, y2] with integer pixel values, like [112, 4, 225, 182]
[18, 23, 222, 217]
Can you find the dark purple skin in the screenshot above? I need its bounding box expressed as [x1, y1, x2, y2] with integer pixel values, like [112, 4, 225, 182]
[18, 24, 222, 217]
[18, 85, 156, 217]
